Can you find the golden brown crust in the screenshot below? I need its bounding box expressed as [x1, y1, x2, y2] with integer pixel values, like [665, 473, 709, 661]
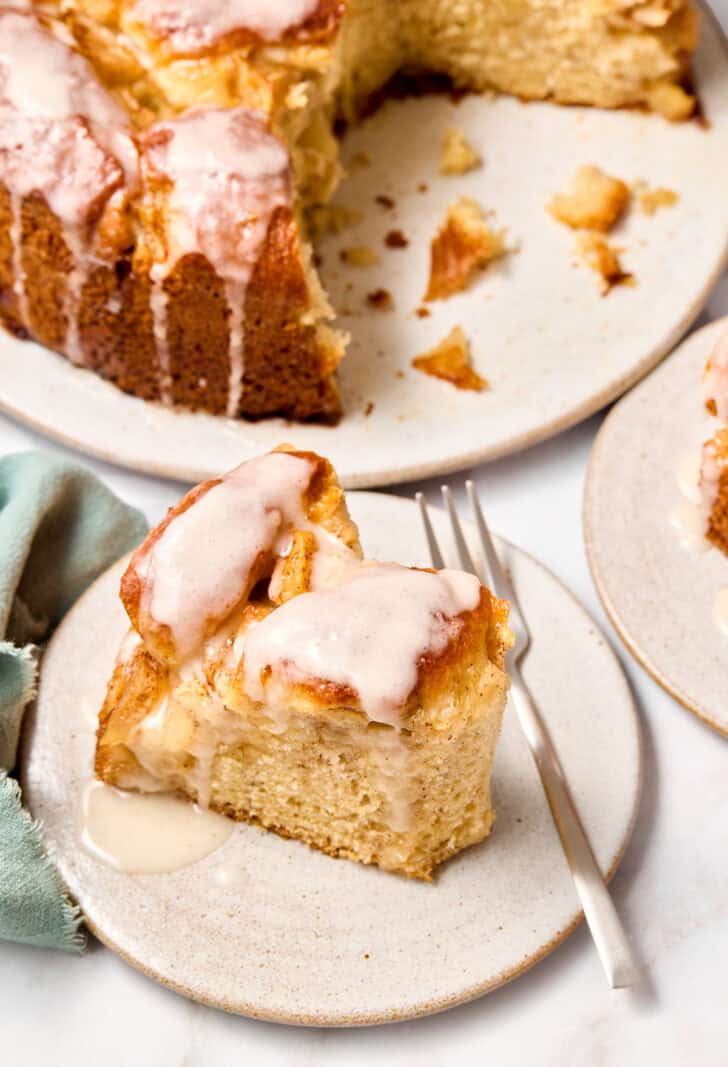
[412, 586, 510, 706]
[95, 644, 169, 783]
[238, 207, 342, 422]
[3, 190, 342, 420]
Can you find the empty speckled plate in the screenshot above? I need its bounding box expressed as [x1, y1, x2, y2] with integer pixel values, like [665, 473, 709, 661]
[23, 492, 640, 1025]
[585, 318, 728, 737]
[3, 11, 728, 487]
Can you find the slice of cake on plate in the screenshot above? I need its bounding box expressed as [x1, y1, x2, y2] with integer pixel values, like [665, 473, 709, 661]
[95, 447, 512, 879]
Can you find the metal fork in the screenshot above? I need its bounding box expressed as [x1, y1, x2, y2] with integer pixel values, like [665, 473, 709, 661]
[416, 482, 640, 990]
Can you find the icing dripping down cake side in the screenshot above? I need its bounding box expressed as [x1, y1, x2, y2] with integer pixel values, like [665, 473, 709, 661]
[0, 0, 699, 422]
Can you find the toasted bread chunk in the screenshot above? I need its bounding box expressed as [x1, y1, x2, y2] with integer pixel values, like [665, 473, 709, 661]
[549, 165, 630, 232]
[439, 128, 482, 175]
[425, 198, 506, 301]
[412, 325, 487, 391]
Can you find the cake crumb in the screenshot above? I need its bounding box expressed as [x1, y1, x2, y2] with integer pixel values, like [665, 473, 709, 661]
[425, 196, 507, 301]
[340, 246, 380, 267]
[307, 203, 362, 237]
[385, 229, 408, 248]
[418, 183, 428, 193]
[416, 306, 431, 318]
[395, 370, 405, 379]
[633, 180, 679, 215]
[412, 325, 488, 391]
[576, 233, 635, 295]
[439, 127, 482, 175]
[366, 288, 393, 310]
[363, 401, 374, 417]
[375, 194, 395, 209]
[348, 151, 370, 172]
[548, 166, 630, 232]
[646, 82, 695, 121]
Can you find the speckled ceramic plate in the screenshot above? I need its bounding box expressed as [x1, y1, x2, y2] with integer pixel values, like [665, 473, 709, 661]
[584, 317, 728, 737]
[22, 492, 640, 1026]
[2, 12, 728, 487]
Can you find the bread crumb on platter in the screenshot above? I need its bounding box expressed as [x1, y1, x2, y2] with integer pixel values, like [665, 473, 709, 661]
[633, 180, 679, 215]
[575, 233, 635, 295]
[548, 165, 630, 232]
[385, 229, 409, 248]
[425, 197, 507, 301]
[340, 246, 380, 266]
[412, 325, 488, 391]
[439, 127, 482, 175]
[308, 203, 363, 237]
[366, 288, 393, 309]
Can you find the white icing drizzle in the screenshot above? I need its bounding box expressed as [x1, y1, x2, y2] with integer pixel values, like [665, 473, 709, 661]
[241, 563, 481, 726]
[699, 430, 728, 514]
[0, 11, 137, 358]
[129, 0, 321, 53]
[141, 108, 292, 414]
[671, 444, 714, 553]
[675, 447, 704, 504]
[671, 432, 728, 553]
[704, 328, 728, 422]
[148, 271, 172, 403]
[8, 189, 29, 327]
[80, 780, 232, 874]
[670, 498, 710, 553]
[134, 451, 317, 659]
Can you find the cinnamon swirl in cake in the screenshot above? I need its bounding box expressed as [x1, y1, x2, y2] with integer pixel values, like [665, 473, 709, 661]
[0, 1, 699, 421]
[95, 447, 512, 879]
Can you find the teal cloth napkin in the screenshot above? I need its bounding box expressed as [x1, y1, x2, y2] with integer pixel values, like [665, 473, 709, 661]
[0, 452, 148, 951]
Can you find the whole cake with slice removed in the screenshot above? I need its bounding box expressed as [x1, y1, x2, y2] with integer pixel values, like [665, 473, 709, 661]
[0, 0, 699, 422]
[95, 447, 513, 879]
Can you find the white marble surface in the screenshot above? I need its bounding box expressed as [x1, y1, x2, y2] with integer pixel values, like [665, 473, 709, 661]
[3, 10, 728, 1059]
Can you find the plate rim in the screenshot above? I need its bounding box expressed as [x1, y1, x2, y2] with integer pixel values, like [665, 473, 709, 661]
[23, 491, 642, 1026]
[583, 316, 728, 739]
[2, 3, 728, 488]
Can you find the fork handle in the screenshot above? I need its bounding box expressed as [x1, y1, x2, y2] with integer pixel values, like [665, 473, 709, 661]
[509, 666, 640, 989]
